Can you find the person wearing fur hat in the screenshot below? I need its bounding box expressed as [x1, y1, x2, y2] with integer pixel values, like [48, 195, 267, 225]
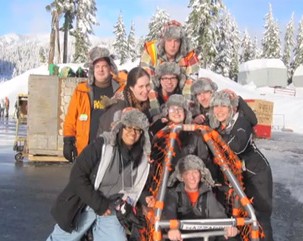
[148, 62, 186, 119]
[96, 66, 152, 136]
[191, 77, 257, 127]
[209, 91, 274, 241]
[63, 46, 121, 162]
[163, 155, 238, 241]
[140, 20, 199, 100]
[47, 108, 151, 241]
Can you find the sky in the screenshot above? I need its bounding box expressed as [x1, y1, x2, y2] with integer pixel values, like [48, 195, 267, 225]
[0, 0, 303, 38]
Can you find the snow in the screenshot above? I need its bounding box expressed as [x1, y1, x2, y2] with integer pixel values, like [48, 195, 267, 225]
[293, 64, 303, 76]
[238, 58, 286, 72]
[0, 60, 302, 239]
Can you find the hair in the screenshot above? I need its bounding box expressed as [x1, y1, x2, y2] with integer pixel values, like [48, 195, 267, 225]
[125, 67, 150, 90]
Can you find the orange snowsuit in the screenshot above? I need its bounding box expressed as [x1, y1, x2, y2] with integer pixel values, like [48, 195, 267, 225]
[63, 82, 92, 154]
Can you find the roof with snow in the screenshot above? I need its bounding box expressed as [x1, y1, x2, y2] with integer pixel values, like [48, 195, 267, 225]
[239, 58, 286, 72]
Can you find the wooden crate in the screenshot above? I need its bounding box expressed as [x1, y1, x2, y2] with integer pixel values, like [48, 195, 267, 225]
[27, 74, 86, 160]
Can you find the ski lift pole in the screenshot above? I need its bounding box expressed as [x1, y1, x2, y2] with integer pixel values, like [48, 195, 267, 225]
[153, 124, 182, 241]
[196, 126, 260, 241]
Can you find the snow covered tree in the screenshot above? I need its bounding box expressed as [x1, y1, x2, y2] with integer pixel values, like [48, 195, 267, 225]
[283, 13, 295, 79]
[240, 30, 255, 63]
[72, 0, 98, 63]
[145, 7, 170, 42]
[127, 22, 137, 62]
[113, 13, 128, 65]
[292, 17, 303, 77]
[212, 9, 240, 81]
[186, 0, 224, 68]
[262, 4, 281, 58]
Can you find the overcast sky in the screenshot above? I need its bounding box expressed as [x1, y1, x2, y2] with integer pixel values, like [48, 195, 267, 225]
[0, 0, 303, 38]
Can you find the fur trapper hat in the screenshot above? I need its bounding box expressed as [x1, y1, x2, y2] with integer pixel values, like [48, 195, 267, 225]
[162, 94, 192, 124]
[153, 62, 186, 89]
[157, 20, 192, 59]
[168, 155, 215, 188]
[191, 77, 218, 96]
[209, 90, 239, 129]
[86, 46, 118, 85]
[110, 108, 151, 156]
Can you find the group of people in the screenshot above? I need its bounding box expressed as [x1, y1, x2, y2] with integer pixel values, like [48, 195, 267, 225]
[0, 97, 9, 118]
[47, 20, 274, 241]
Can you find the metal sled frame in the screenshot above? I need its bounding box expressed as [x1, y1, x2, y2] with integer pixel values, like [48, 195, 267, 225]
[151, 124, 259, 241]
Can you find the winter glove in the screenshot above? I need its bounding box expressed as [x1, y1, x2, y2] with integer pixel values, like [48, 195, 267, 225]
[63, 136, 78, 162]
[114, 198, 146, 230]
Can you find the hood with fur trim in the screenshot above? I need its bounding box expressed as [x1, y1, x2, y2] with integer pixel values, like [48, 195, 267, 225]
[209, 90, 239, 129]
[110, 108, 151, 156]
[157, 20, 193, 60]
[86, 46, 118, 85]
[153, 62, 186, 89]
[168, 155, 215, 188]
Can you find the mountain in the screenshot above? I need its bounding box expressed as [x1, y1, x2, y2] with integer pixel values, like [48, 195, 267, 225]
[0, 33, 114, 81]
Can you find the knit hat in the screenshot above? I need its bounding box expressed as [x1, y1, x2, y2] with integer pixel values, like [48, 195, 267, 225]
[153, 62, 186, 89]
[191, 77, 218, 96]
[209, 90, 239, 129]
[157, 20, 192, 59]
[86, 46, 118, 85]
[162, 94, 192, 124]
[110, 108, 151, 156]
[168, 155, 215, 188]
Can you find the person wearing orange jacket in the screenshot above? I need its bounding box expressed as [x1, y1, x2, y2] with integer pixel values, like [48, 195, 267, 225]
[63, 47, 120, 162]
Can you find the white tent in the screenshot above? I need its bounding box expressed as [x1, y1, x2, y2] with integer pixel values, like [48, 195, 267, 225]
[238, 59, 288, 87]
[292, 64, 303, 87]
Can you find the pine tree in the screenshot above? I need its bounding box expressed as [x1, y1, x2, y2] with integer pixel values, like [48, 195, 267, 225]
[292, 17, 303, 77]
[128, 22, 138, 62]
[240, 30, 255, 63]
[113, 13, 128, 65]
[72, 0, 98, 63]
[145, 7, 170, 42]
[262, 4, 281, 58]
[212, 9, 240, 81]
[186, 0, 224, 68]
[283, 13, 295, 79]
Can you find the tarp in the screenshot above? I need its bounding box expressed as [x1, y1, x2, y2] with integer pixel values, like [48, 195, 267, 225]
[238, 59, 288, 87]
[293, 64, 303, 87]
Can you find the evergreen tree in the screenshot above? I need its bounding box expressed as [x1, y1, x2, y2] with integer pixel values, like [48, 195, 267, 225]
[212, 9, 240, 81]
[292, 17, 303, 76]
[283, 13, 295, 79]
[113, 13, 128, 65]
[72, 0, 98, 63]
[128, 22, 137, 62]
[252, 36, 261, 59]
[186, 0, 224, 68]
[145, 7, 170, 42]
[262, 4, 281, 58]
[240, 30, 255, 63]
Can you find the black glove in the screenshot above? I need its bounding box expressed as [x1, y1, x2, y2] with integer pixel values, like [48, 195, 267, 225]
[63, 136, 78, 162]
[115, 199, 146, 230]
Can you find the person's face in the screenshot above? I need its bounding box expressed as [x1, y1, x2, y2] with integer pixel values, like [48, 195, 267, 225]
[160, 74, 178, 95]
[93, 59, 111, 86]
[168, 105, 185, 124]
[196, 91, 213, 108]
[213, 105, 231, 124]
[130, 75, 151, 102]
[182, 169, 201, 192]
[121, 125, 142, 148]
[164, 38, 181, 59]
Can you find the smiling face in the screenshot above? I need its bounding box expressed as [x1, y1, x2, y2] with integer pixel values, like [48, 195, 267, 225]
[164, 38, 181, 60]
[196, 91, 213, 108]
[160, 74, 178, 95]
[121, 126, 142, 148]
[168, 105, 185, 124]
[181, 169, 201, 192]
[213, 105, 231, 126]
[93, 59, 111, 87]
[130, 75, 151, 102]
